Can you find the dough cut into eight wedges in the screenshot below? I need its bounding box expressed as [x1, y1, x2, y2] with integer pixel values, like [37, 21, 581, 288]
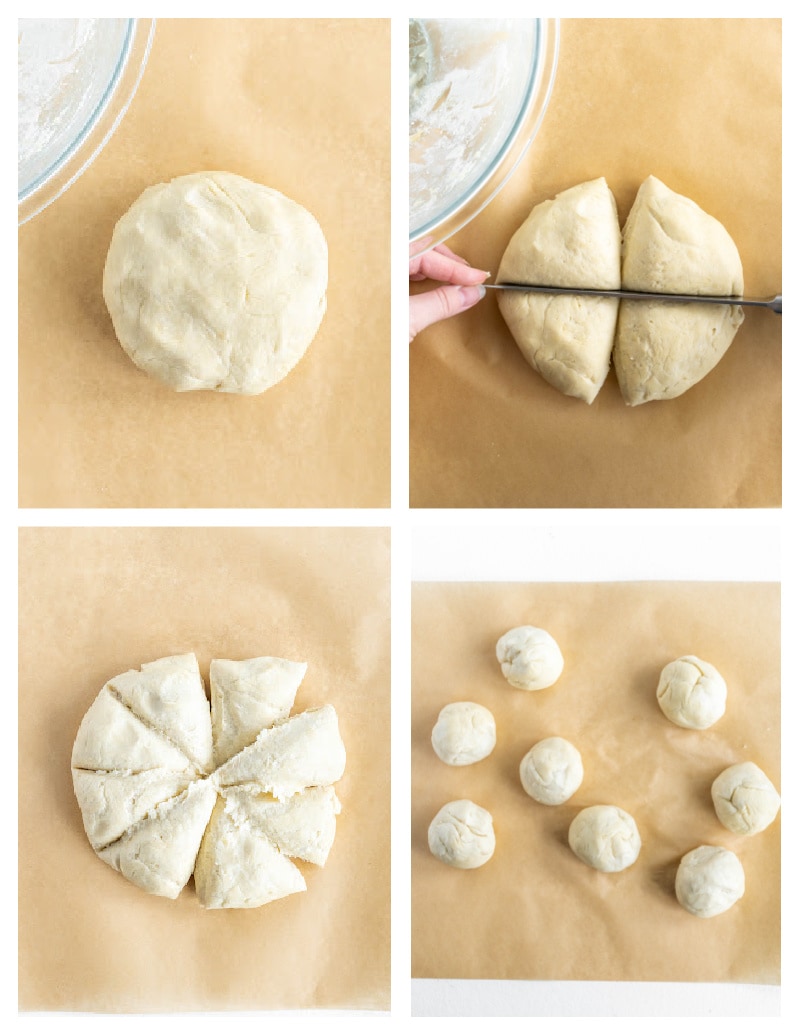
[71, 653, 346, 908]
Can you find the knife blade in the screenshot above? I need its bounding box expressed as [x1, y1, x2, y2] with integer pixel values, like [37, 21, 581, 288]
[484, 283, 782, 314]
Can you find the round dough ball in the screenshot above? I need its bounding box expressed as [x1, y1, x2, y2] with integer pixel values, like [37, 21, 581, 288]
[656, 655, 727, 730]
[427, 799, 495, 869]
[496, 626, 564, 691]
[103, 171, 328, 394]
[519, 736, 583, 805]
[568, 805, 641, 872]
[431, 702, 496, 766]
[675, 845, 745, 918]
[711, 761, 781, 836]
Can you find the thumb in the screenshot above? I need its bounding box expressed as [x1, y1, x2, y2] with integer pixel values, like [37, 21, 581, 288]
[409, 284, 486, 342]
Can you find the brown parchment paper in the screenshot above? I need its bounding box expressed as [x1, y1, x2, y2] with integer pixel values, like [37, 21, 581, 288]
[410, 19, 781, 508]
[412, 581, 780, 984]
[19, 19, 390, 508]
[19, 527, 390, 1012]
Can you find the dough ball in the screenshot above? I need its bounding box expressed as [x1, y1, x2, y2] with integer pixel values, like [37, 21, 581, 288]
[675, 845, 745, 918]
[496, 625, 564, 691]
[613, 176, 744, 405]
[103, 171, 328, 394]
[497, 178, 621, 403]
[431, 701, 496, 766]
[427, 799, 495, 869]
[568, 805, 641, 872]
[656, 655, 727, 730]
[519, 736, 583, 805]
[711, 761, 781, 836]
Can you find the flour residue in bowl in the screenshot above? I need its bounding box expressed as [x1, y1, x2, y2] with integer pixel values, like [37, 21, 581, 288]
[410, 19, 536, 235]
[18, 18, 129, 195]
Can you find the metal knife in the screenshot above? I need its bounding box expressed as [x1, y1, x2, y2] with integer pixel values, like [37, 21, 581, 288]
[484, 283, 782, 314]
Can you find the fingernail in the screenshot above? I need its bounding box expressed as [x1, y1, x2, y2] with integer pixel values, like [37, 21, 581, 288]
[459, 284, 486, 306]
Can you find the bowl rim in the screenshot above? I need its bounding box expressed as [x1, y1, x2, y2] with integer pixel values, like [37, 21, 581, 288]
[409, 18, 560, 249]
[18, 18, 156, 226]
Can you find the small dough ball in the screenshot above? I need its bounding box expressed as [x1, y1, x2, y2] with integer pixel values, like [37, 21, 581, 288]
[427, 799, 495, 869]
[568, 805, 641, 872]
[519, 737, 583, 805]
[656, 655, 727, 730]
[613, 176, 744, 406]
[711, 761, 781, 836]
[431, 702, 496, 766]
[103, 171, 327, 394]
[497, 178, 621, 404]
[675, 845, 745, 918]
[496, 626, 564, 691]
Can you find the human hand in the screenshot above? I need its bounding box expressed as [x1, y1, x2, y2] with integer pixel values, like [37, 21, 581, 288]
[409, 241, 489, 342]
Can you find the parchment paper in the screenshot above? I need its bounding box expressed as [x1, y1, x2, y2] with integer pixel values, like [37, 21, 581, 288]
[19, 19, 390, 508]
[410, 19, 781, 508]
[19, 527, 390, 1011]
[412, 581, 780, 984]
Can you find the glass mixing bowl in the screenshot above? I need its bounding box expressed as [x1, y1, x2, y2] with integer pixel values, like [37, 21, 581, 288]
[409, 18, 559, 248]
[18, 18, 155, 225]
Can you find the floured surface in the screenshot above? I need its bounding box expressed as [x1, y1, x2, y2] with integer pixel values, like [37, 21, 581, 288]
[19, 527, 390, 1011]
[412, 581, 780, 983]
[19, 19, 390, 507]
[410, 19, 781, 507]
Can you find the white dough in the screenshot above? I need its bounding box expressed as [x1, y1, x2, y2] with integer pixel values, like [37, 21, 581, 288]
[72, 768, 193, 850]
[103, 171, 328, 394]
[568, 805, 641, 872]
[675, 844, 745, 918]
[222, 785, 341, 866]
[212, 704, 346, 799]
[497, 178, 621, 403]
[71, 686, 197, 774]
[98, 779, 217, 899]
[210, 656, 307, 766]
[194, 795, 306, 909]
[613, 176, 745, 405]
[519, 736, 583, 805]
[657, 655, 727, 730]
[711, 761, 781, 836]
[431, 702, 496, 766]
[72, 655, 345, 908]
[496, 625, 564, 691]
[428, 799, 495, 869]
[107, 653, 213, 772]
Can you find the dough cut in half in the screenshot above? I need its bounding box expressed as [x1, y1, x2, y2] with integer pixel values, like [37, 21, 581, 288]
[72, 653, 345, 907]
[103, 171, 328, 395]
[497, 177, 621, 403]
[613, 176, 745, 405]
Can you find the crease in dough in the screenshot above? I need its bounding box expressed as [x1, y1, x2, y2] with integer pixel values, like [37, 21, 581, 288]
[194, 794, 307, 909]
[213, 704, 346, 800]
[72, 767, 195, 850]
[98, 779, 217, 899]
[107, 653, 214, 773]
[210, 656, 307, 767]
[221, 784, 341, 866]
[71, 686, 197, 775]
